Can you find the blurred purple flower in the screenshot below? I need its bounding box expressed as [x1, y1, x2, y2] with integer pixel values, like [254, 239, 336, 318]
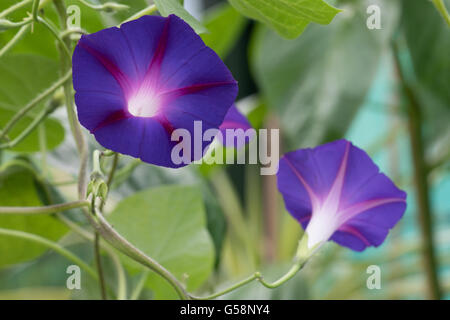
[218, 105, 254, 148]
[277, 139, 407, 252]
[72, 15, 238, 167]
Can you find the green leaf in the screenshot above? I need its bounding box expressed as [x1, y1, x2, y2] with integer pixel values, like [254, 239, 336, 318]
[154, 0, 208, 34]
[107, 185, 215, 299]
[401, 0, 450, 148]
[228, 0, 341, 39]
[250, 0, 399, 147]
[0, 161, 68, 267]
[0, 54, 65, 152]
[201, 3, 247, 58]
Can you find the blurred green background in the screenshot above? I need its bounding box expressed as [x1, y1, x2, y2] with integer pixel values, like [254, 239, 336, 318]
[0, 0, 448, 300]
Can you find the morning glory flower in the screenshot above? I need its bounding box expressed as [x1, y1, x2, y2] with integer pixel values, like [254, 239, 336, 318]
[72, 15, 238, 167]
[218, 105, 254, 148]
[277, 140, 407, 252]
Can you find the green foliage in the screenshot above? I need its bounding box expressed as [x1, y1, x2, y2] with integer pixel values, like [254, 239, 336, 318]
[0, 0, 105, 59]
[250, 0, 399, 148]
[154, 0, 208, 34]
[107, 185, 215, 299]
[0, 161, 68, 267]
[228, 0, 341, 39]
[401, 0, 450, 148]
[201, 3, 247, 58]
[0, 55, 65, 152]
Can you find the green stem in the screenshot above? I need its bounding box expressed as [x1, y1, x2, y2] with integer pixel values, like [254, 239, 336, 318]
[94, 231, 108, 300]
[60, 27, 87, 40]
[432, 0, 450, 26]
[38, 123, 48, 177]
[120, 4, 157, 24]
[53, 0, 88, 200]
[92, 150, 103, 175]
[89, 207, 189, 300]
[36, 16, 71, 58]
[392, 40, 441, 299]
[76, 0, 128, 12]
[0, 23, 31, 59]
[190, 259, 305, 300]
[255, 263, 303, 288]
[0, 227, 98, 280]
[0, 70, 72, 142]
[0, 104, 59, 149]
[32, 0, 40, 22]
[130, 271, 149, 300]
[191, 274, 258, 300]
[0, 0, 32, 19]
[106, 153, 119, 187]
[0, 18, 32, 30]
[0, 200, 89, 214]
[90, 150, 118, 300]
[56, 214, 126, 300]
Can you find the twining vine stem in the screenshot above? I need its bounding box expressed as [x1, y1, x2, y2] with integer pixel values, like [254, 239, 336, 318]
[0, 227, 98, 280]
[392, 39, 441, 300]
[190, 257, 306, 300]
[0, 200, 89, 214]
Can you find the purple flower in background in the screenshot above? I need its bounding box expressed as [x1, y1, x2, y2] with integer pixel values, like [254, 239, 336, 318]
[72, 15, 238, 167]
[277, 140, 407, 252]
[218, 105, 254, 148]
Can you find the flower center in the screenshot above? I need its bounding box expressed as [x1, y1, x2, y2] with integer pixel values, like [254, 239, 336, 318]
[127, 89, 161, 118]
[305, 196, 342, 250]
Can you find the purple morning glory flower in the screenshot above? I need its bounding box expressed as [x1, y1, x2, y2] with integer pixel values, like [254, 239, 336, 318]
[72, 15, 238, 167]
[277, 139, 407, 252]
[218, 105, 254, 148]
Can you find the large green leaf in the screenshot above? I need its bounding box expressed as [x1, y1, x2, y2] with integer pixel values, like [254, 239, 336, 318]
[250, 0, 399, 148]
[201, 3, 247, 59]
[0, 55, 65, 152]
[401, 0, 450, 149]
[0, 161, 68, 267]
[228, 0, 341, 39]
[154, 0, 208, 34]
[107, 185, 215, 299]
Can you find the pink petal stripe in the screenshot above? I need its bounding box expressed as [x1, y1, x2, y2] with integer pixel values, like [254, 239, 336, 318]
[159, 81, 237, 101]
[92, 109, 131, 133]
[78, 41, 133, 96]
[141, 16, 171, 91]
[338, 197, 406, 225]
[338, 225, 371, 246]
[284, 157, 320, 211]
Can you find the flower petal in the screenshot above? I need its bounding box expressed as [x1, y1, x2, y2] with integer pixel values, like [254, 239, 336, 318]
[332, 201, 406, 251]
[156, 15, 236, 89]
[75, 27, 144, 96]
[138, 118, 181, 167]
[72, 41, 124, 96]
[218, 105, 254, 148]
[93, 117, 144, 159]
[74, 91, 127, 132]
[277, 139, 407, 252]
[119, 15, 167, 80]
